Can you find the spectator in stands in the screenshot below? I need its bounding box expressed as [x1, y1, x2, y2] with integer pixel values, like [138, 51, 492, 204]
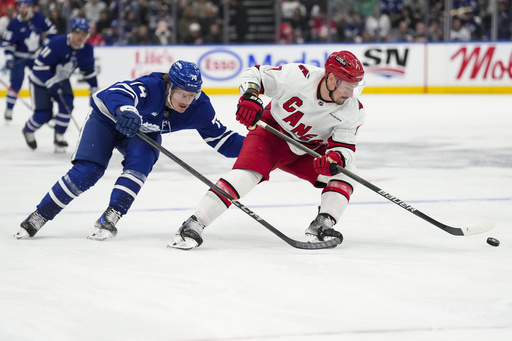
[96, 8, 112, 36]
[353, 0, 378, 19]
[133, 0, 150, 26]
[403, 0, 425, 24]
[84, 0, 106, 23]
[48, 9, 67, 35]
[128, 24, 159, 45]
[413, 21, 428, 42]
[177, 4, 197, 43]
[343, 9, 365, 42]
[278, 20, 294, 43]
[428, 19, 444, 41]
[365, 3, 391, 41]
[203, 22, 222, 44]
[289, 6, 308, 43]
[310, 9, 337, 42]
[497, 0, 512, 40]
[390, 19, 414, 41]
[154, 19, 172, 45]
[184, 22, 203, 44]
[197, 2, 219, 37]
[61, 0, 83, 21]
[450, 16, 471, 41]
[0, 0, 16, 18]
[103, 19, 126, 46]
[87, 21, 106, 46]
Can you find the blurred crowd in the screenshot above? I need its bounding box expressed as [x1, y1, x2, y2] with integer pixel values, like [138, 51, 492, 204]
[0, 0, 511, 46]
[279, 0, 512, 43]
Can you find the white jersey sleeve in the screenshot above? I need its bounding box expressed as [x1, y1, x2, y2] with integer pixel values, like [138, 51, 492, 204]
[239, 63, 365, 165]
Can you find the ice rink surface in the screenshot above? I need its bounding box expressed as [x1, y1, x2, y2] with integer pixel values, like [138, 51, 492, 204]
[1, 93, 511, 341]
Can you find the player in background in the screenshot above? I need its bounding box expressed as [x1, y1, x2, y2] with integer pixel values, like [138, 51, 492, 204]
[169, 50, 366, 250]
[21, 17, 98, 152]
[1, 0, 56, 121]
[15, 61, 245, 241]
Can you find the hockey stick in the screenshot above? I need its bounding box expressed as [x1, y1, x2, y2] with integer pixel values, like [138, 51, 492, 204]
[134, 130, 340, 249]
[255, 120, 496, 236]
[0, 77, 33, 111]
[57, 89, 80, 130]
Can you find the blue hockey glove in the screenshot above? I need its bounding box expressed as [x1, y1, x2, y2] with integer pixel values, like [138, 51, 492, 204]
[115, 105, 142, 137]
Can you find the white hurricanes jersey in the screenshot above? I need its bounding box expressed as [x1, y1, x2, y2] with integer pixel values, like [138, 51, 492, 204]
[240, 63, 365, 165]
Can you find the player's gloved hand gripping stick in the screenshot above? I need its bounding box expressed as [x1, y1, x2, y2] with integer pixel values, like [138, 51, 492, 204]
[255, 120, 496, 237]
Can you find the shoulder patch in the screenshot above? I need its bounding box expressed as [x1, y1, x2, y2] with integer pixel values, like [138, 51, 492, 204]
[298, 64, 310, 78]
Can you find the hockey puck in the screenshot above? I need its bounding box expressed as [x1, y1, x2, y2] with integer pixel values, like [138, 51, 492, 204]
[486, 237, 500, 247]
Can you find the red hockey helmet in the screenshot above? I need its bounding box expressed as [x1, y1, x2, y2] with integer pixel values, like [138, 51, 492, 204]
[325, 51, 364, 83]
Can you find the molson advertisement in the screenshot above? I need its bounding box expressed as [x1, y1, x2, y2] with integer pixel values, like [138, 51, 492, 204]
[1, 43, 510, 96]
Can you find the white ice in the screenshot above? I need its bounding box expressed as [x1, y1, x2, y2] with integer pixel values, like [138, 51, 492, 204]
[1, 94, 511, 341]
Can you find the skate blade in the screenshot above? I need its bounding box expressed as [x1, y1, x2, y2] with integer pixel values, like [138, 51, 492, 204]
[167, 236, 198, 250]
[14, 228, 30, 240]
[87, 230, 115, 241]
[54, 146, 67, 154]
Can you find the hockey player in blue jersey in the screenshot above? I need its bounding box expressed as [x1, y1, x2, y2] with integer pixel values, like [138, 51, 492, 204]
[15, 60, 245, 241]
[21, 17, 98, 152]
[2, 0, 56, 121]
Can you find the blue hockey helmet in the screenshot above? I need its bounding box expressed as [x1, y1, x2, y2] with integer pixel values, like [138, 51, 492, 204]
[17, 0, 33, 6]
[71, 17, 90, 32]
[168, 61, 203, 93]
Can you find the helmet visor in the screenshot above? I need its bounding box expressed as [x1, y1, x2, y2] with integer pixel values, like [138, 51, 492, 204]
[334, 78, 365, 98]
[171, 88, 198, 105]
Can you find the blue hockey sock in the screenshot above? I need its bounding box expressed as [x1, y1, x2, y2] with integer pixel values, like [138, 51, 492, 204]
[109, 169, 147, 215]
[36, 161, 105, 219]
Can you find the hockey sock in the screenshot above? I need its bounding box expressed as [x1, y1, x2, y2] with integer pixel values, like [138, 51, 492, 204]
[319, 180, 353, 223]
[54, 111, 70, 135]
[36, 160, 105, 219]
[25, 110, 54, 132]
[195, 169, 261, 226]
[108, 169, 147, 215]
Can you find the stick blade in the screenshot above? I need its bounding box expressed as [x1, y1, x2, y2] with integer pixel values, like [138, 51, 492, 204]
[461, 221, 496, 236]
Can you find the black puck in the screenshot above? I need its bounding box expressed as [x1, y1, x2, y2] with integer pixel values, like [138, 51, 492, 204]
[487, 237, 500, 247]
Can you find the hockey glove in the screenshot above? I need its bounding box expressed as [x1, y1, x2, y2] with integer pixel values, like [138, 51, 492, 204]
[236, 91, 263, 128]
[115, 105, 142, 137]
[313, 151, 345, 176]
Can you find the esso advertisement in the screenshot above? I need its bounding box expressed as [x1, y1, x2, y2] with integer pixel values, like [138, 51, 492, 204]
[198, 49, 242, 81]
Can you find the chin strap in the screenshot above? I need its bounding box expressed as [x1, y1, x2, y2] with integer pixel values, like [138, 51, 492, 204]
[325, 76, 337, 101]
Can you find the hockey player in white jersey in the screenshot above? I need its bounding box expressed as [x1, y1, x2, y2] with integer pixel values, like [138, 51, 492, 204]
[169, 50, 366, 249]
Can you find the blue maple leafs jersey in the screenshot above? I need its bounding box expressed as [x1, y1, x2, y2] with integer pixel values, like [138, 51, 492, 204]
[2, 12, 56, 59]
[92, 72, 244, 157]
[29, 34, 98, 89]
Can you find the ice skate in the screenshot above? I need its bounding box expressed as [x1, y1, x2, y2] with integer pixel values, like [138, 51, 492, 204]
[168, 215, 205, 250]
[4, 108, 12, 122]
[54, 132, 68, 153]
[87, 206, 122, 241]
[305, 213, 343, 244]
[22, 127, 37, 150]
[15, 210, 48, 239]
